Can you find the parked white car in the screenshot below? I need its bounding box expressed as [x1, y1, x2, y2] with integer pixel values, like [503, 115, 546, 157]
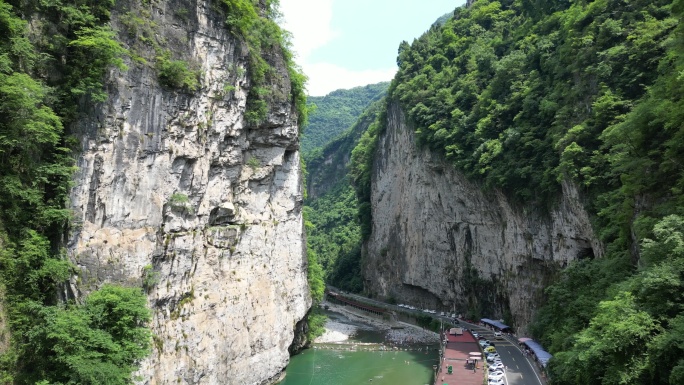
[487, 354, 500, 362]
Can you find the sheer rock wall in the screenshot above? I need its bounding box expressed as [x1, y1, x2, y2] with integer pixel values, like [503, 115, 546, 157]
[67, 1, 310, 384]
[364, 102, 601, 334]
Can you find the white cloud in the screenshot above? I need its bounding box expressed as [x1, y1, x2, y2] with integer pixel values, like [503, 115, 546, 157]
[279, 0, 338, 60]
[301, 62, 396, 96]
[278, 0, 396, 96]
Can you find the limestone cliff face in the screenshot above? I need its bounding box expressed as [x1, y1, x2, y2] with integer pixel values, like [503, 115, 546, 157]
[67, 1, 310, 384]
[364, 102, 601, 334]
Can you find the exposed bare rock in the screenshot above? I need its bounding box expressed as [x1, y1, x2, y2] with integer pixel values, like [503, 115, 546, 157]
[67, 1, 310, 384]
[364, 102, 602, 334]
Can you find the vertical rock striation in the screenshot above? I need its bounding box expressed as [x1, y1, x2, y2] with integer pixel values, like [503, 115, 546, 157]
[364, 102, 601, 334]
[67, 1, 310, 384]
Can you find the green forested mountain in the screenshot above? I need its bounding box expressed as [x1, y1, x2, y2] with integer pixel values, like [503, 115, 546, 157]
[432, 12, 453, 28]
[304, 100, 385, 293]
[347, 0, 684, 383]
[302, 85, 389, 294]
[302, 82, 388, 158]
[306, 100, 385, 199]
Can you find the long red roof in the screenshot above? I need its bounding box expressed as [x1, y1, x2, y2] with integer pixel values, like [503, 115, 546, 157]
[436, 330, 483, 385]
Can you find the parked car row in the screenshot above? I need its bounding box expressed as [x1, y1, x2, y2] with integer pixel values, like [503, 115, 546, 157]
[476, 335, 506, 384]
[486, 347, 505, 385]
[488, 360, 505, 384]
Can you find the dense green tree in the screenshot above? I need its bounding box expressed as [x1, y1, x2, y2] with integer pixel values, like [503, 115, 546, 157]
[0, 1, 146, 382]
[21, 285, 151, 385]
[302, 82, 388, 158]
[544, 216, 684, 385]
[391, 0, 677, 206]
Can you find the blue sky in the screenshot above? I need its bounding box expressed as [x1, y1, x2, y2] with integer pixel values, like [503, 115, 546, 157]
[279, 0, 467, 96]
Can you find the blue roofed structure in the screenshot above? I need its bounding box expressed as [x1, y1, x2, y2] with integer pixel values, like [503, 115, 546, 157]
[521, 340, 553, 367]
[480, 318, 512, 331]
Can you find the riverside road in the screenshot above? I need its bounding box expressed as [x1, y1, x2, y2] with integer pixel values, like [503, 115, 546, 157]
[465, 324, 544, 385]
[326, 288, 545, 385]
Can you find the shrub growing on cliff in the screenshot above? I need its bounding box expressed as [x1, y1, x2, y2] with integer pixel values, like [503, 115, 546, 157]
[168, 193, 194, 214]
[246, 155, 261, 169]
[156, 50, 199, 91]
[142, 264, 160, 291]
[218, 0, 308, 126]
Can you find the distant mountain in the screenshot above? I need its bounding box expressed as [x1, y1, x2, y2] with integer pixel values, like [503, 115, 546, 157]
[302, 82, 389, 157]
[432, 11, 452, 27]
[303, 98, 385, 293]
[306, 99, 384, 200]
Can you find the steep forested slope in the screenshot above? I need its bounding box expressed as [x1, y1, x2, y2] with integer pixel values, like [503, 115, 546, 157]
[302, 82, 388, 157]
[305, 100, 385, 292]
[350, 0, 684, 383]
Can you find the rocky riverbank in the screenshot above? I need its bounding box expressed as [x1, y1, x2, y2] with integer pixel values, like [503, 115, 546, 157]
[314, 301, 439, 346]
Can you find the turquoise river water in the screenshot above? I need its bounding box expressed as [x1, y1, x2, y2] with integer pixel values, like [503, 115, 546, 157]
[278, 312, 439, 385]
